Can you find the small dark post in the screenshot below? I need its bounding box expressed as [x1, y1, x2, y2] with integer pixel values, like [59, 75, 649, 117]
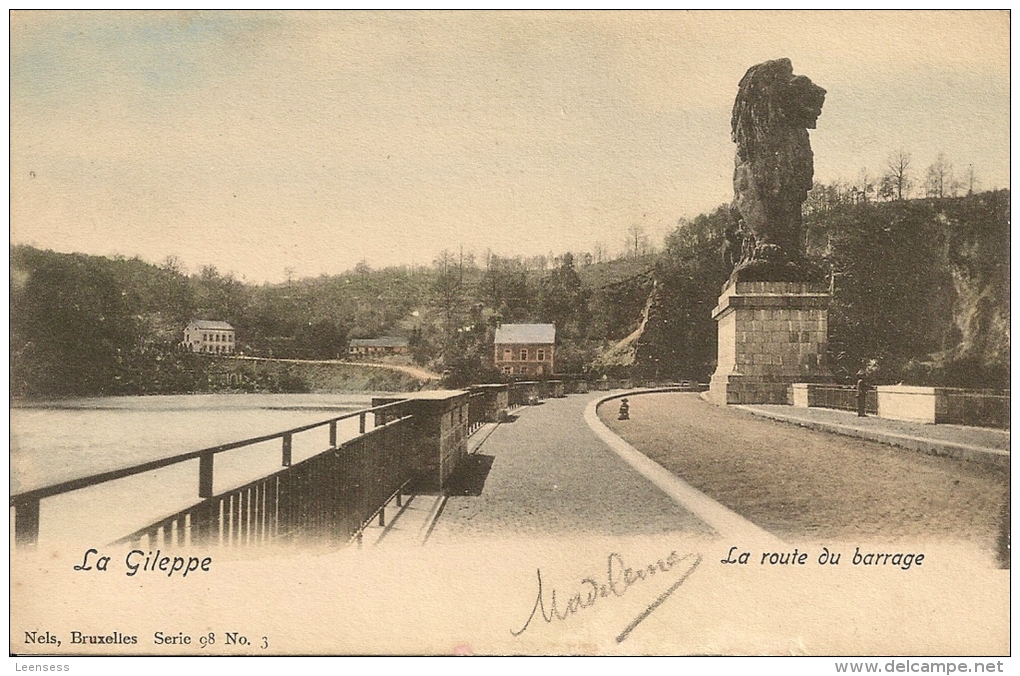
[282, 434, 292, 466]
[14, 498, 40, 547]
[329, 421, 337, 448]
[199, 452, 214, 498]
[359, 412, 366, 434]
[618, 398, 630, 421]
[855, 372, 868, 418]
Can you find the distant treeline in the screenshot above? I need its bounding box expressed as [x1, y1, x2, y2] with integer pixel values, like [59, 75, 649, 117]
[9, 240, 654, 397]
[10, 189, 1009, 398]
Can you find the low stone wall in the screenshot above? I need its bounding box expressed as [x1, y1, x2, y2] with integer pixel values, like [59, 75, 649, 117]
[468, 383, 509, 422]
[877, 386, 1009, 428]
[791, 383, 810, 408]
[517, 381, 540, 404]
[789, 383, 1008, 429]
[876, 385, 937, 424]
[372, 390, 469, 492]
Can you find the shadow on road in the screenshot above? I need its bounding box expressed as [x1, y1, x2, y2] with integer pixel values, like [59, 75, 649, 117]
[445, 454, 495, 496]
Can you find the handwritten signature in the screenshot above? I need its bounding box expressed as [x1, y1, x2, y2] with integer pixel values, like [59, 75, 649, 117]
[511, 549, 702, 643]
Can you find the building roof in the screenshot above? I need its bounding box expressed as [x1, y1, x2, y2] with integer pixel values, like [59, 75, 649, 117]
[189, 320, 234, 330]
[494, 323, 556, 344]
[350, 336, 409, 348]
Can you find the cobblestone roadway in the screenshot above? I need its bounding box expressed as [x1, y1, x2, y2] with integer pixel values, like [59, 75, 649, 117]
[430, 392, 714, 540]
[602, 392, 1009, 552]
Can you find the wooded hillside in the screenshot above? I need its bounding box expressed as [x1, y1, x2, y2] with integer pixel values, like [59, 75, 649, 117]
[10, 190, 1009, 398]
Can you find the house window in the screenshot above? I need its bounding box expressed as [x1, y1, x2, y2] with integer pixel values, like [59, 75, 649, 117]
[503, 349, 512, 361]
[520, 349, 528, 361]
[502, 366, 512, 374]
[536, 349, 545, 361]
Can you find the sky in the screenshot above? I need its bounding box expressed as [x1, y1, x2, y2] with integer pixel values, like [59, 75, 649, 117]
[9, 11, 1010, 283]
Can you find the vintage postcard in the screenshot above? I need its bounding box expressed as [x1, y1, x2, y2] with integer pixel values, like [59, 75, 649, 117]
[9, 11, 1010, 662]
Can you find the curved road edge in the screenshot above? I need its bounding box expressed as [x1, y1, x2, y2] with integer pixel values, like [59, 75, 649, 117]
[583, 390, 783, 546]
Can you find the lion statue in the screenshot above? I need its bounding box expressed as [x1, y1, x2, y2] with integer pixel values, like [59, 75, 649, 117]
[730, 58, 825, 280]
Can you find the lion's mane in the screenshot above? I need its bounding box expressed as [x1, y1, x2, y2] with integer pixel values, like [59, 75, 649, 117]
[730, 58, 825, 277]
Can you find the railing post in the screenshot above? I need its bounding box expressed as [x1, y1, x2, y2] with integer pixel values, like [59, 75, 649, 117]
[359, 412, 366, 434]
[199, 452, 214, 498]
[282, 434, 292, 467]
[14, 498, 40, 548]
[329, 421, 337, 447]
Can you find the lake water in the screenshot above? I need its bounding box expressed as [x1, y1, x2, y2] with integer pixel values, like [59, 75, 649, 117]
[11, 393, 384, 547]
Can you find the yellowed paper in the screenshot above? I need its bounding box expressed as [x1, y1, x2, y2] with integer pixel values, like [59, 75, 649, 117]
[9, 10, 1010, 660]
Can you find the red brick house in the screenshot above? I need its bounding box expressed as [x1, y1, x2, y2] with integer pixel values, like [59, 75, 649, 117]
[494, 323, 555, 377]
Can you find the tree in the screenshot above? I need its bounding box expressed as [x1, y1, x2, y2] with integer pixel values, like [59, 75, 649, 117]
[964, 164, 978, 195]
[925, 153, 954, 199]
[431, 250, 466, 346]
[879, 150, 912, 201]
[480, 255, 533, 323]
[625, 223, 651, 258]
[635, 205, 732, 380]
[539, 252, 587, 336]
[852, 167, 875, 204]
[11, 249, 138, 396]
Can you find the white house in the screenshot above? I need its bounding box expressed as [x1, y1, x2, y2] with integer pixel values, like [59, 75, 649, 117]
[184, 320, 236, 354]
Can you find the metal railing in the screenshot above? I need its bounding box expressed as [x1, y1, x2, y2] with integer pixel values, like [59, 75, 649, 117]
[14, 377, 669, 550]
[11, 400, 415, 549]
[939, 389, 1010, 429]
[467, 390, 487, 436]
[808, 384, 878, 415]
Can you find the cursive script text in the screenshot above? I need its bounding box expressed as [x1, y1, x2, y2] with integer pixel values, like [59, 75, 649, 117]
[511, 549, 701, 640]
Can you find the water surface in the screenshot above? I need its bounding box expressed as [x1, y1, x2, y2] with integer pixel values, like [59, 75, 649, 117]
[11, 393, 381, 546]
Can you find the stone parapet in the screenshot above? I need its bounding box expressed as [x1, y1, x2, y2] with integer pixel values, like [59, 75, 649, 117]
[469, 383, 509, 422]
[372, 390, 469, 492]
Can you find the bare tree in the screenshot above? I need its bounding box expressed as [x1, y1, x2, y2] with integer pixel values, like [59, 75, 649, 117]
[625, 223, 650, 258]
[965, 164, 978, 195]
[854, 167, 875, 203]
[925, 153, 952, 198]
[880, 150, 912, 201]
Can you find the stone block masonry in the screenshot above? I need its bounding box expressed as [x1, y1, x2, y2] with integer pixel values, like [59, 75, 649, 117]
[709, 280, 830, 405]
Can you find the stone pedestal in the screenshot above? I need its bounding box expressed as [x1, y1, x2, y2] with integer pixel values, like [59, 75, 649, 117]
[709, 280, 830, 405]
